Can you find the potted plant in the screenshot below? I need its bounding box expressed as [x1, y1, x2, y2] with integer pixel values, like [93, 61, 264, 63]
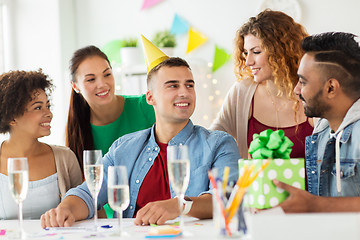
[152, 30, 176, 56]
[120, 37, 143, 66]
[122, 38, 138, 48]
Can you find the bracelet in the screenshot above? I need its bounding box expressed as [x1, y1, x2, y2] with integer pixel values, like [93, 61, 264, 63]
[174, 196, 193, 215]
[182, 196, 193, 215]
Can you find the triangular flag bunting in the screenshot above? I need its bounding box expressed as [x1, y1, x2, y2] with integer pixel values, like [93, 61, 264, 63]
[212, 45, 232, 72]
[141, 0, 164, 10]
[170, 13, 190, 35]
[186, 27, 208, 53]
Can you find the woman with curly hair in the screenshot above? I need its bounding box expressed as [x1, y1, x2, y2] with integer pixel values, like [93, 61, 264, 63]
[0, 70, 82, 219]
[211, 9, 313, 158]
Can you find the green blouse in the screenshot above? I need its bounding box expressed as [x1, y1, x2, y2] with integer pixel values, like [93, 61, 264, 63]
[91, 94, 155, 218]
[91, 94, 155, 156]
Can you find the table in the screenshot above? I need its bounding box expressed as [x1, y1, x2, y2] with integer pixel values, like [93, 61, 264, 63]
[1, 211, 360, 239]
[0, 217, 212, 240]
[249, 210, 360, 240]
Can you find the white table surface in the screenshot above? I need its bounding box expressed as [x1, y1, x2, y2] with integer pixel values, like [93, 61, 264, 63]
[1, 211, 360, 239]
[250, 210, 360, 240]
[0, 217, 212, 240]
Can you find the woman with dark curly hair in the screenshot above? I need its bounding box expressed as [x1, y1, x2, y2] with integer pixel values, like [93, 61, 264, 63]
[0, 70, 82, 219]
[211, 9, 314, 159]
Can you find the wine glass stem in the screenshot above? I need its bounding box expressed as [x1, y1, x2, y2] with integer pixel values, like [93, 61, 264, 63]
[94, 194, 98, 228]
[118, 210, 123, 236]
[19, 201, 23, 235]
[178, 194, 184, 231]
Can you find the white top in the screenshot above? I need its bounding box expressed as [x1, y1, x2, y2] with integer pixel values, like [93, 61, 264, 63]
[0, 173, 60, 219]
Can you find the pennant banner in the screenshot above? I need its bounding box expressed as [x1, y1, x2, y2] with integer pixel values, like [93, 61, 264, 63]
[186, 27, 208, 54]
[141, 0, 164, 10]
[170, 13, 190, 35]
[212, 45, 232, 72]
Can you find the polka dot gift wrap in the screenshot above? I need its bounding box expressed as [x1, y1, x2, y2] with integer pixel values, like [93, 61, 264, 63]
[238, 158, 305, 209]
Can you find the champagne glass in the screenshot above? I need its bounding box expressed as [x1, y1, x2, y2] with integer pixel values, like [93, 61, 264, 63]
[107, 166, 130, 236]
[167, 145, 190, 231]
[8, 157, 29, 239]
[83, 150, 103, 230]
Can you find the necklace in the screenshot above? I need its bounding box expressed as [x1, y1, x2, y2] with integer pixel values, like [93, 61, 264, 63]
[265, 81, 280, 129]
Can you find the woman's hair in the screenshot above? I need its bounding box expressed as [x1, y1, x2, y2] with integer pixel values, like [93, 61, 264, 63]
[0, 69, 53, 133]
[66, 45, 111, 173]
[234, 9, 308, 99]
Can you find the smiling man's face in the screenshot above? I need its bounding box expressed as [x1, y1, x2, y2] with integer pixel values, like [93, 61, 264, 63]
[147, 66, 196, 125]
[294, 53, 331, 118]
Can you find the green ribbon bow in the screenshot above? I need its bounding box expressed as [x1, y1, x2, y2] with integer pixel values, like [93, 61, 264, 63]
[248, 129, 294, 159]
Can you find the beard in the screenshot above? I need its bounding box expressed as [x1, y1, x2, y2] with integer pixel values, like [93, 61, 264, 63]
[300, 89, 330, 118]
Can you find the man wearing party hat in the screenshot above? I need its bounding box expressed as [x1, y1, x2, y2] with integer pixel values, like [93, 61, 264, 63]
[41, 36, 240, 227]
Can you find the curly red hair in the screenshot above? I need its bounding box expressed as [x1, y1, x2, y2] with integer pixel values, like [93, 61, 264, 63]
[234, 9, 308, 100]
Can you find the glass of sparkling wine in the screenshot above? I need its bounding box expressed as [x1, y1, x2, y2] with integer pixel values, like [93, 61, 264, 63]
[167, 145, 190, 231]
[83, 150, 103, 230]
[8, 157, 29, 239]
[108, 166, 130, 236]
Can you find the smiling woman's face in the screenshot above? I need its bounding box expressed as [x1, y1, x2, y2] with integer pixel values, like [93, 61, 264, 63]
[11, 89, 53, 138]
[243, 34, 273, 83]
[72, 55, 115, 107]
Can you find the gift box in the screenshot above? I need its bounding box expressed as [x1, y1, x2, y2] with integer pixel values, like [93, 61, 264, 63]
[239, 158, 305, 209]
[240, 129, 306, 209]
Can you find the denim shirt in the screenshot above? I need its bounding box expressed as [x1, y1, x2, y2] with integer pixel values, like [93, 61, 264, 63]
[306, 99, 360, 197]
[65, 120, 240, 218]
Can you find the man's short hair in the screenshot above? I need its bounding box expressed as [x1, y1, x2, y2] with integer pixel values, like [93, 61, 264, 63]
[147, 57, 191, 89]
[301, 32, 360, 99]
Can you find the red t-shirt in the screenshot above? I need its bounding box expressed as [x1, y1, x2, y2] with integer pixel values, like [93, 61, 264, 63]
[134, 141, 171, 217]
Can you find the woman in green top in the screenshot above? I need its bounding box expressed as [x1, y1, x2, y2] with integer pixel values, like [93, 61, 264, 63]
[67, 45, 155, 170]
[67, 45, 155, 218]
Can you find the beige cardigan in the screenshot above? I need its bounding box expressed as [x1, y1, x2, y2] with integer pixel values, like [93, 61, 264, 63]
[210, 79, 258, 159]
[51, 145, 83, 199]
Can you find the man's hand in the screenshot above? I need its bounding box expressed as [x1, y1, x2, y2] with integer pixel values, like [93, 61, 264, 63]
[134, 198, 180, 225]
[40, 205, 75, 228]
[273, 179, 318, 213]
